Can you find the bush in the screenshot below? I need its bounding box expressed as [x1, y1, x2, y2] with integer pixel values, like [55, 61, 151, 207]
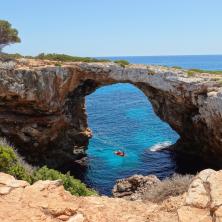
[55, 62, 61, 67]
[0, 53, 111, 63]
[172, 66, 182, 69]
[36, 53, 110, 63]
[33, 166, 97, 196]
[143, 174, 193, 203]
[187, 68, 222, 76]
[0, 138, 97, 196]
[0, 140, 32, 183]
[114, 60, 129, 67]
[7, 164, 33, 183]
[0, 142, 17, 171]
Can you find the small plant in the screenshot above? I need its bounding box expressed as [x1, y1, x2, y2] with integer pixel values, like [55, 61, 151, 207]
[55, 62, 62, 67]
[143, 174, 193, 203]
[187, 68, 222, 76]
[33, 166, 97, 196]
[0, 141, 17, 171]
[0, 138, 97, 196]
[36, 53, 110, 63]
[114, 60, 129, 67]
[187, 70, 195, 77]
[172, 66, 182, 69]
[7, 164, 33, 183]
[0, 140, 33, 183]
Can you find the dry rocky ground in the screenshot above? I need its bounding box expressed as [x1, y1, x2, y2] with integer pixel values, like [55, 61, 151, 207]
[0, 169, 222, 222]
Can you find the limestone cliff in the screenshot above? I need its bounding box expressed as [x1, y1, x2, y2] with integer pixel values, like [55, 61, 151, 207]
[1, 169, 222, 221]
[0, 58, 222, 167]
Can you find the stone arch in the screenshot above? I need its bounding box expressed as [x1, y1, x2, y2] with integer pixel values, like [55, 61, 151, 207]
[0, 62, 221, 167]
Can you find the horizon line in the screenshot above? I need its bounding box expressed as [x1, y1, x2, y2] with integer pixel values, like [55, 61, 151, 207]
[96, 54, 222, 58]
[4, 50, 222, 58]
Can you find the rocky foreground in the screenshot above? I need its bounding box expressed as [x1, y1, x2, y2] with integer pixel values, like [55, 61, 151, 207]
[0, 59, 222, 167]
[0, 169, 222, 222]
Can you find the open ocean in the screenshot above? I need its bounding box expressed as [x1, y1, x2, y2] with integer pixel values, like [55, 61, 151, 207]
[71, 55, 222, 195]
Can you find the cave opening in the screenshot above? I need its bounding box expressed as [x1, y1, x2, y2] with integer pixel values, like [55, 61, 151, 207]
[82, 83, 179, 195]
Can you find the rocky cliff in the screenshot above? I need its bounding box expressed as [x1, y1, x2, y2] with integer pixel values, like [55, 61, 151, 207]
[0, 59, 222, 167]
[1, 169, 222, 222]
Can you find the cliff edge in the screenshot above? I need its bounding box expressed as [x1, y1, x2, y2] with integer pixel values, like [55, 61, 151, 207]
[0, 169, 222, 222]
[0, 58, 222, 167]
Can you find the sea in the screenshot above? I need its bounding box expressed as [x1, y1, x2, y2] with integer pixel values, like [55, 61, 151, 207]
[70, 55, 222, 195]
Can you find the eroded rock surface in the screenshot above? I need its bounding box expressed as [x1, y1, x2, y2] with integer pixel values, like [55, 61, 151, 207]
[1, 169, 222, 221]
[112, 174, 160, 200]
[0, 59, 222, 166]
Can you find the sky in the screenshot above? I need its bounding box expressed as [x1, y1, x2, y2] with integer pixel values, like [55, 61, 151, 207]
[1, 0, 222, 57]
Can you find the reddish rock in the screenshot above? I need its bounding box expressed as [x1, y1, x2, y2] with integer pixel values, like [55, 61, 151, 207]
[3, 169, 222, 221]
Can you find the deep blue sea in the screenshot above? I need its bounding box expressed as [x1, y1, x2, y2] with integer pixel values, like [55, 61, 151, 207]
[73, 55, 222, 195]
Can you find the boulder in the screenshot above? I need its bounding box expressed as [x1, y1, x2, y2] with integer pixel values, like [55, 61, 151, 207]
[112, 174, 160, 200]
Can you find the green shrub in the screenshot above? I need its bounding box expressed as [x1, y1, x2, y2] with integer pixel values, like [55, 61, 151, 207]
[36, 53, 110, 63]
[0, 141, 32, 183]
[187, 68, 222, 75]
[7, 164, 32, 183]
[33, 166, 97, 196]
[55, 62, 62, 67]
[172, 66, 182, 69]
[0, 53, 23, 62]
[0, 139, 97, 196]
[187, 70, 195, 77]
[0, 53, 110, 63]
[114, 60, 129, 67]
[0, 143, 17, 171]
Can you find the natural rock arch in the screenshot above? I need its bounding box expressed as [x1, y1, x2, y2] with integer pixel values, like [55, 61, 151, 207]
[0, 60, 222, 167]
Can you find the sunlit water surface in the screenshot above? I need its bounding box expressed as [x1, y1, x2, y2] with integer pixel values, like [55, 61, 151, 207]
[69, 55, 222, 195]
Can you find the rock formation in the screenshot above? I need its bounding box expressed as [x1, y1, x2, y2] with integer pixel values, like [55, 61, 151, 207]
[0, 58, 222, 167]
[112, 174, 160, 200]
[1, 169, 222, 221]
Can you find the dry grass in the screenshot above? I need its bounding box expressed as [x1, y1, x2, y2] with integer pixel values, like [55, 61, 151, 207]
[143, 174, 193, 203]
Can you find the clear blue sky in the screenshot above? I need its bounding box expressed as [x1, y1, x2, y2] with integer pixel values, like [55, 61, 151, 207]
[2, 0, 222, 57]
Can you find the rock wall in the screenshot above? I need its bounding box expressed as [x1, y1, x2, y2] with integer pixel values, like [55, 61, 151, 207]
[0, 59, 222, 167]
[1, 169, 222, 221]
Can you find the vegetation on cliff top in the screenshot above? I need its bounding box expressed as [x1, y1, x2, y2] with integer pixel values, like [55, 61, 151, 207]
[0, 20, 130, 66]
[187, 68, 222, 76]
[0, 20, 21, 52]
[114, 60, 130, 67]
[0, 52, 130, 67]
[35, 53, 111, 63]
[0, 138, 97, 196]
[171, 66, 222, 76]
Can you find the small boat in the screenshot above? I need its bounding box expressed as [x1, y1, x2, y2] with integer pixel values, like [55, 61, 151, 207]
[114, 150, 125, 157]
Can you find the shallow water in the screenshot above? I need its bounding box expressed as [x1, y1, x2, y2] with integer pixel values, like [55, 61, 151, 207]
[70, 55, 222, 195]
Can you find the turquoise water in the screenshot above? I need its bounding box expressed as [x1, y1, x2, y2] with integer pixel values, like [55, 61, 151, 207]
[78, 55, 222, 195]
